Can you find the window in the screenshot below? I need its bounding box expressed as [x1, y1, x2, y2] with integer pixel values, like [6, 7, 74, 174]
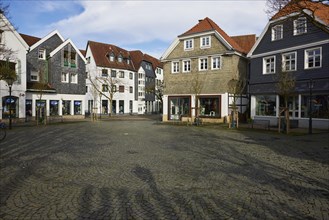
[282, 52, 296, 72]
[263, 56, 276, 74]
[111, 70, 116, 77]
[212, 56, 221, 70]
[102, 84, 109, 92]
[172, 61, 179, 73]
[129, 72, 133, 79]
[184, 39, 193, 50]
[109, 53, 115, 62]
[200, 36, 211, 48]
[74, 101, 82, 115]
[61, 72, 69, 83]
[199, 96, 221, 117]
[301, 94, 329, 119]
[183, 60, 191, 72]
[30, 71, 39, 81]
[118, 54, 123, 62]
[71, 73, 78, 83]
[62, 100, 71, 115]
[255, 95, 276, 116]
[102, 69, 108, 77]
[146, 63, 151, 70]
[169, 96, 191, 120]
[119, 71, 125, 78]
[271, 25, 283, 41]
[70, 52, 77, 68]
[50, 100, 59, 116]
[38, 48, 46, 60]
[64, 51, 69, 66]
[294, 17, 307, 35]
[86, 57, 91, 64]
[199, 58, 208, 71]
[129, 86, 133, 93]
[305, 47, 321, 69]
[112, 85, 117, 92]
[119, 85, 124, 93]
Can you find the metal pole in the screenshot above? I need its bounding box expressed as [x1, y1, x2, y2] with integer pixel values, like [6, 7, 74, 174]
[308, 79, 313, 134]
[9, 85, 12, 130]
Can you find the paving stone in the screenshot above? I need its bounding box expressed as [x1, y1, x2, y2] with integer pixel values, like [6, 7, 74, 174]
[0, 120, 328, 219]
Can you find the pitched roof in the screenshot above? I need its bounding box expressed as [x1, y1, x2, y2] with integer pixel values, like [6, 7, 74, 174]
[129, 50, 144, 70]
[144, 53, 163, 70]
[231, 34, 257, 54]
[87, 41, 136, 71]
[20, 33, 41, 46]
[271, 0, 329, 25]
[178, 17, 245, 54]
[130, 50, 163, 71]
[79, 49, 86, 57]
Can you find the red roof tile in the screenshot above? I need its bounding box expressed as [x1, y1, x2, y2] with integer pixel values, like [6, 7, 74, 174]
[231, 34, 256, 54]
[179, 17, 246, 54]
[271, 0, 329, 25]
[20, 33, 41, 46]
[88, 41, 136, 71]
[79, 49, 86, 57]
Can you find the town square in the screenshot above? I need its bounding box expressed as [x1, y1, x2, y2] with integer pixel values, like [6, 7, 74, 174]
[0, 118, 328, 219]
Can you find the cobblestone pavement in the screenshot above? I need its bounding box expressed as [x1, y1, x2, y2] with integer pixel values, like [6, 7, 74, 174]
[0, 120, 328, 219]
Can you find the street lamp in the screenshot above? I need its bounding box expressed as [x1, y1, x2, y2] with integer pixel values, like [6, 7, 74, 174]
[5, 77, 15, 130]
[308, 79, 314, 135]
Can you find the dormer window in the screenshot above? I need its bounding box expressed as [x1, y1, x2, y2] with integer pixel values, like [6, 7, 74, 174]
[118, 54, 123, 62]
[109, 53, 115, 62]
[294, 17, 307, 35]
[184, 39, 194, 50]
[200, 36, 211, 48]
[38, 48, 46, 60]
[127, 58, 130, 64]
[271, 25, 283, 41]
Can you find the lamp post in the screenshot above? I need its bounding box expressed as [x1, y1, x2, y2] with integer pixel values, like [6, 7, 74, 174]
[5, 77, 15, 130]
[308, 79, 314, 134]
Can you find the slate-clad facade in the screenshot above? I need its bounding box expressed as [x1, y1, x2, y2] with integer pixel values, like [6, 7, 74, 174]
[21, 31, 86, 119]
[248, 1, 329, 129]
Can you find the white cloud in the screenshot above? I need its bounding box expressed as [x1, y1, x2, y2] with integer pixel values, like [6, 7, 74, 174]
[43, 0, 268, 57]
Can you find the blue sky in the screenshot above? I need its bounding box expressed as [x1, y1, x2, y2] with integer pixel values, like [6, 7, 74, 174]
[6, 0, 269, 58]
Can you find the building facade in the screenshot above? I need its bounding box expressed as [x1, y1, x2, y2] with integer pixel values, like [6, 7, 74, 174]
[85, 41, 137, 115]
[161, 17, 255, 123]
[0, 14, 28, 120]
[21, 30, 86, 119]
[248, 1, 329, 129]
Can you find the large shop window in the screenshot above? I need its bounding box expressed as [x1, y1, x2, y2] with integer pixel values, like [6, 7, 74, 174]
[255, 95, 276, 116]
[26, 99, 32, 117]
[279, 96, 298, 118]
[74, 101, 82, 115]
[2, 96, 18, 119]
[199, 96, 220, 117]
[301, 94, 329, 119]
[50, 100, 59, 115]
[62, 100, 71, 115]
[169, 97, 190, 120]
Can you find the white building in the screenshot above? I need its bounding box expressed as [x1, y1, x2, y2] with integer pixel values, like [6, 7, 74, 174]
[0, 14, 29, 120]
[85, 41, 137, 115]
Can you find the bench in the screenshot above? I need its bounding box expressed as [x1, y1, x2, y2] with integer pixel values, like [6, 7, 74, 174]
[251, 119, 270, 130]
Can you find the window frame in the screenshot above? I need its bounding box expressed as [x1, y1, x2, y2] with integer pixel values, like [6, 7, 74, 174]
[262, 56, 276, 74]
[61, 72, 69, 83]
[199, 57, 208, 71]
[70, 73, 78, 84]
[38, 48, 46, 60]
[172, 61, 180, 74]
[305, 47, 322, 69]
[271, 25, 283, 41]
[293, 17, 307, 36]
[30, 71, 39, 82]
[119, 85, 125, 93]
[184, 39, 194, 51]
[182, 60, 191, 73]
[211, 56, 221, 70]
[200, 36, 211, 48]
[282, 52, 297, 72]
